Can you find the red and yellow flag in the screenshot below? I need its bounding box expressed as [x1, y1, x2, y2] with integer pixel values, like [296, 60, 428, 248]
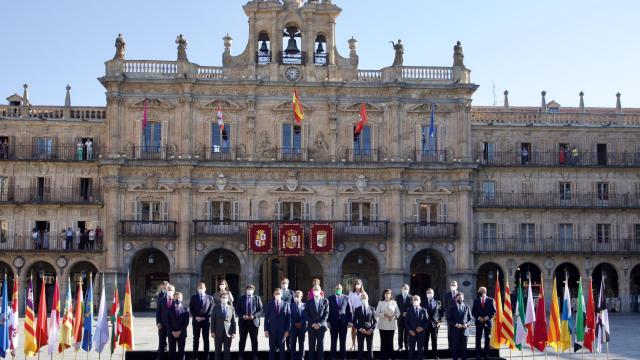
[501, 277, 516, 349]
[490, 271, 504, 349]
[23, 276, 37, 357]
[292, 89, 304, 124]
[118, 273, 134, 351]
[548, 277, 562, 351]
[59, 277, 74, 353]
[72, 282, 84, 351]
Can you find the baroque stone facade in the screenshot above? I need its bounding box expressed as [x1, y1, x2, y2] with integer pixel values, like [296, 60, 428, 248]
[1, 0, 639, 312]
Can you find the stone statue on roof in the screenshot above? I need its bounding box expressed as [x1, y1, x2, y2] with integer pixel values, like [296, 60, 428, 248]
[114, 34, 126, 60]
[390, 39, 404, 66]
[176, 34, 188, 61]
[453, 41, 464, 66]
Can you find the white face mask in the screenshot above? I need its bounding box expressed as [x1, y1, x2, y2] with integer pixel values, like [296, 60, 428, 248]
[198, 289, 206, 296]
[361, 300, 368, 307]
[401, 289, 409, 296]
[219, 285, 226, 291]
[167, 291, 175, 298]
[221, 297, 229, 305]
[247, 290, 254, 296]
[450, 286, 457, 292]
[426, 293, 434, 300]
[274, 295, 282, 302]
[294, 297, 301, 303]
[281, 283, 288, 289]
[413, 301, 420, 307]
[313, 290, 320, 297]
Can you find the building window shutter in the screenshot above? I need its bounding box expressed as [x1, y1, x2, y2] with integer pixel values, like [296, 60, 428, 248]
[205, 201, 212, 221]
[439, 203, 448, 222]
[303, 202, 310, 221]
[372, 201, 379, 221]
[497, 223, 504, 241]
[160, 202, 169, 221]
[275, 202, 281, 221]
[132, 201, 141, 221]
[233, 201, 240, 221]
[413, 202, 419, 223]
[343, 201, 350, 221]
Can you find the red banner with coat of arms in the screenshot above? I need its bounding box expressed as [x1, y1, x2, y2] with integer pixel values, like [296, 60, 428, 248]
[278, 223, 304, 256]
[248, 223, 273, 254]
[310, 223, 334, 254]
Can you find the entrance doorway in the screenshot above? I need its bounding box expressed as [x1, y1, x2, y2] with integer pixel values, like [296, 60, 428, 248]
[259, 255, 323, 302]
[132, 248, 170, 310]
[410, 250, 447, 299]
[202, 249, 241, 301]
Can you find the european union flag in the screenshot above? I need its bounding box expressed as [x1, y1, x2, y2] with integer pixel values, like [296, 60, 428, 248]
[81, 274, 94, 352]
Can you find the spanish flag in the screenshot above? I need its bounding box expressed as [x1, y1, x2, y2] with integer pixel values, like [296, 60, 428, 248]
[292, 89, 304, 124]
[501, 277, 516, 349]
[490, 271, 504, 349]
[23, 276, 38, 357]
[72, 282, 84, 351]
[118, 273, 134, 351]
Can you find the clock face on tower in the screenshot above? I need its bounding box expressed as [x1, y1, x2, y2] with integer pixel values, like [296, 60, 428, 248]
[285, 67, 302, 82]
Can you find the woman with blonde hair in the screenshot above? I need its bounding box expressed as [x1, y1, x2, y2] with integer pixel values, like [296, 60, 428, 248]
[347, 279, 365, 351]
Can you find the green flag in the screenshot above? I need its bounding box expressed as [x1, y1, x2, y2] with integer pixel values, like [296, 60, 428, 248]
[514, 278, 527, 350]
[575, 278, 585, 343]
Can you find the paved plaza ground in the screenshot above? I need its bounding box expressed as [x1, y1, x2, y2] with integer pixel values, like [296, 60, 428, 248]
[9, 313, 639, 359]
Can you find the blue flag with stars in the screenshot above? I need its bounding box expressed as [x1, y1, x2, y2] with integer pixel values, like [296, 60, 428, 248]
[81, 274, 94, 352]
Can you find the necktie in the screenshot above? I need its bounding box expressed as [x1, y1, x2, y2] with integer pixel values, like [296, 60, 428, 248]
[246, 297, 251, 316]
[481, 298, 485, 308]
[277, 301, 280, 315]
[316, 300, 319, 313]
[200, 295, 204, 306]
[337, 296, 341, 308]
[298, 304, 302, 317]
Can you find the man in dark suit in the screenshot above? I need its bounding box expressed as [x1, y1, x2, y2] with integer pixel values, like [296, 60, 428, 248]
[443, 280, 459, 351]
[421, 288, 442, 360]
[405, 295, 429, 360]
[265, 288, 291, 360]
[167, 292, 190, 360]
[395, 284, 412, 351]
[446, 292, 473, 360]
[235, 284, 263, 360]
[280, 278, 295, 351]
[289, 291, 307, 360]
[190, 282, 214, 360]
[305, 285, 329, 360]
[211, 292, 236, 360]
[353, 293, 377, 360]
[471, 287, 496, 360]
[157, 282, 172, 360]
[327, 283, 352, 360]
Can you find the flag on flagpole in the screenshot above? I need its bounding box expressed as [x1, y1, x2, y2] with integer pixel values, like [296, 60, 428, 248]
[110, 275, 121, 355]
[93, 275, 110, 354]
[548, 277, 562, 352]
[595, 274, 610, 353]
[584, 277, 596, 352]
[354, 103, 368, 137]
[427, 103, 436, 152]
[501, 277, 516, 349]
[118, 272, 134, 351]
[0, 275, 9, 358]
[533, 277, 548, 352]
[82, 273, 94, 352]
[23, 276, 38, 357]
[559, 275, 573, 351]
[72, 281, 84, 351]
[292, 89, 304, 124]
[490, 271, 504, 349]
[524, 276, 536, 350]
[47, 277, 60, 355]
[35, 277, 49, 352]
[216, 101, 225, 131]
[142, 98, 148, 129]
[8, 276, 18, 357]
[574, 277, 585, 352]
[514, 278, 527, 350]
[58, 277, 74, 353]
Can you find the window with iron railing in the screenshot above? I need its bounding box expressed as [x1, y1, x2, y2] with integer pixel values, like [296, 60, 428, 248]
[212, 124, 231, 154]
[143, 122, 162, 154]
[597, 182, 609, 201]
[558, 223, 574, 244]
[482, 181, 496, 201]
[519, 223, 536, 244]
[481, 223, 497, 244]
[560, 182, 572, 201]
[596, 224, 611, 243]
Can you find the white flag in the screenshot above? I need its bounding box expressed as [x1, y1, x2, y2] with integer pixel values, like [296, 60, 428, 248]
[93, 277, 110, 353]
[47, 307, 59, 355]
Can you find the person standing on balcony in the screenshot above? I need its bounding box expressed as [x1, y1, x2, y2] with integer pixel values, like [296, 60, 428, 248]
[559, 145, 566, 165]
[43, 229, 49, 249]
[31, 228, 39, 249]
[75, 227, 81, 250]
[88, 229, 95, 250]
[86, 138, 93, 160]
[521, 147, 529, 165]
[95, 226, 102, 250]
[76, 140, 84, 160]
[65, 227, 73, 250]
[348, 279, 365, 351]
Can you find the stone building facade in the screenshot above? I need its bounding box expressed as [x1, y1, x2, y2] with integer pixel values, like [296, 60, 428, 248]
[0, 0, 639, 312]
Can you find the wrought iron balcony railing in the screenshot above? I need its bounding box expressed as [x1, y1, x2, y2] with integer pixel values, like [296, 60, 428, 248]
[404, 222, 458, 241]
[474, 237, 640, 254]
[120, 221, 178, 238]
[0, 144, 101, 161]
[474, 192, 640, 209]
[0, 234, 104, 252]
[12, 188, 103, 204]
[473, 150, 640, 167]
[347, 148, 379, 163]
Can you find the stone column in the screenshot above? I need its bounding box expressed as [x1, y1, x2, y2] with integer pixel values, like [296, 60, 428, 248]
[103, 174, 122, 272]
[106, 95, 122, 157]
[246, 98, 256, 160]
[452, 182, 475, 295]
[172, 181, 194, 292]
[385, 184, 406, 290]
[620, 279, 631, 312]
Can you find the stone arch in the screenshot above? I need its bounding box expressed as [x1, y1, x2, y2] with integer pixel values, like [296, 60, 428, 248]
[200, 248, 243, 300]
[476, 262, 505, 298]
[124, 245, 176, 273]
[410, 249, 449, 299]
[631, 264, 640, 312]
[256, 253, 325, 301]
[0, 260, 16, 295]
[24, 261, 57, 312]
[553, 262, 581, 301]
[592, 262, 619, 300]
[333, 242, 387, 276]
[409, 243, 455, 272]
[314, 200, 327, 219]
[130, 248, 171, 311]
[340, 248, 381, 301]
[514, 262, 543, 297]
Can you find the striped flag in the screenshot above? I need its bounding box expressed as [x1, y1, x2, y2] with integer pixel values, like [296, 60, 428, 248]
[574, 277, 585, 352]
[58, 278, 74, 353]
[23, 276, 38, 357]
[118, 273, 134, 351]
[34, 277, 49, 352]
[292, 89, 304, 124]
[47, 277, 60, 355]
[559, 276, 573, 351]
[547, 277, 562, 352]
[8, 276, 18, 357]
[110, 274, 121, 354]
[72, 282, 84, 351]
[216, 101, 225, 131]
[501, 278, 516, 349]
[142, 98, 148, 129]
[82, 273, 94, 352]
[0, 275, 9, 358]
[514, 278, 527, 350]
[490, 271, 504, 349]
[595, 275, 610, 353]
[354, 103, 368, 137]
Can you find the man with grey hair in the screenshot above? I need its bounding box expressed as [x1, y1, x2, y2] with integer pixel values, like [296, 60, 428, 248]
[156, 281, 172, 360]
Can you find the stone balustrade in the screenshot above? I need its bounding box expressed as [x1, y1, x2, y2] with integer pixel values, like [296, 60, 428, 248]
[0, 105, 106, 121]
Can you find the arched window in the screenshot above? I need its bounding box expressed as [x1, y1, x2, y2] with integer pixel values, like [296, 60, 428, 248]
[257, 31, 271, 65]
[314, 34, 327, 66]
[281, 25, 304, 65]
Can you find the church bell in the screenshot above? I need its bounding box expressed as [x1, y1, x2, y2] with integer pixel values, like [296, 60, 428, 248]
[285, 37, 300, 55]
[260, 40, 269, 53]
[316, 41, 324, 54]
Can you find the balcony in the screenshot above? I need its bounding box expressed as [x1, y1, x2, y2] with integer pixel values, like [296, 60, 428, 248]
[13, 188, 103, 205]
[200, 146, 236, 161]
[120, 221, 177, 238]
[473, 150, 640, 167]
[474, 192, 640, 209]
[415, 150, 448, 163]
[193, 220, 247, 238]
[0, 144, 101, 161]
[0, 105, 106, 120]
[124, 146, 173, 160]
[279, 51, 307, 65]
[404, 222, 458, 241]
[474, 237, 640, 254]
[277, 148, 307, 162]
[0, 234, 103, 252]
[347, 148, 379, 163]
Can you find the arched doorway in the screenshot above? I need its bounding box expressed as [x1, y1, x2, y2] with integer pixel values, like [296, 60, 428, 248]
[476, 262, 505, 299]
[132, 248, 170, 311]
[631, 264, 640, 312]
[514, 262, 542, 297]
[592, 263, 619, 311]
[25, 261, 56, 312]
[68, 261, 99, 301]
[410, 250, 447, 299]
[553, 262, 580, 311]
[202, 249, 241, 301]
[259, 254, 323, 302]
[342, 250, 379, 301]
[0, 261, 15, 295]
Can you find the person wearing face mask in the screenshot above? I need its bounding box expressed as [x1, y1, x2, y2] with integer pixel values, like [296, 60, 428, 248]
[395, 284, 412, 351]
[289, 291, 307, 360]
[353, 293, 376, 360]
[444, 280, 459, 351]
[375, 289, 399, 360]
[471, 287, 496, 360]
[405, 295, 429, 360]
[347, 279, 365, 351]
[190, 282, 214, 360]
[280, 278, 295, 304]
[446, 293, 472, 360]
[167, 292, 190, 360]
[305, 285, 329, 360]
[156, 281, 170, 360]
[264, 288, 291, 360]
[213, 280, 235, 307]
[327, 283, 352, 360]
[235, 284, 263, 360]
[210, 292, 236, 360]
[421, 288, 442, 360]
[307, 278, 325, 300]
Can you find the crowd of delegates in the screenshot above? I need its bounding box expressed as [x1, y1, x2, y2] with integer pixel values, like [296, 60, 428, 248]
[154, 279, 497, 360]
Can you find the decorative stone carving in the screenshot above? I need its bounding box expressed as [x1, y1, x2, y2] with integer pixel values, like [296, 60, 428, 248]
[256, 130, 272, 156]
[355, 175, 368, 192]
[176, 34, 188, 61]
[114, 33, 126, 60]
[216, 173, 228, 191]
[286, 171, 299, 191]
[390, 39, 404, 66]
[145, 173, 160, 190]
[453, 41, 464, 66]
[311, 132, 329, 160]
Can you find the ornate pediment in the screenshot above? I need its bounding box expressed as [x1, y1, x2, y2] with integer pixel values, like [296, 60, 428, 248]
[198, 173, 244, 193]
[340, 103, 384, 112]
[131, 98, 174, 109]
[408, 177, 452, 195]
[270, 170, 314, 194]
[200, 99, 243, 110]
[272, 101, 313, 112]
[339, 175, 384, 195]
[127, 173, 174, 192]
[407, 103, 437, 113]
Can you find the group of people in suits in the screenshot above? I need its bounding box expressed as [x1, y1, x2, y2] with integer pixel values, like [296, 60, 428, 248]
[154, 278, 497, 360]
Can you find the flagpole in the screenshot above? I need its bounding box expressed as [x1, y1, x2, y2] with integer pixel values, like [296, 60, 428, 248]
[605, 342, 609, 360]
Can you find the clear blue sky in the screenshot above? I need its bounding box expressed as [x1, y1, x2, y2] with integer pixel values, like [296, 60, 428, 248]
[1, 0, 638, 108]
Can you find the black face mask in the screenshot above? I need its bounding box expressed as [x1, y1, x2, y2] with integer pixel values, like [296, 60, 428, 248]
[456, 299, 463, 304]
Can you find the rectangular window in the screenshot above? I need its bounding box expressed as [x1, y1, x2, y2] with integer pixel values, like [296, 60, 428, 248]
[210, 201, 232, 222]
[596, 224, 610, 243]
[35, 138, 54, 159]
[0, 220, 7, 243]
[211, 124, 231, 154]
[421, 125, 437, 153]
[281, 202, 302, 221]
[481, 223, 497, 243]
[353, 125, 372, 156]
[482, 181, 496, 200]
[482, 142, 495, 163]
[143, 123, 162, 153]
[0, 177, 8, 202]
[282, 124, 302, 159]
[141, 202, 162, 221]
[35, 177, 50, 202]
[596, 182, 609, 201]
[519, 223, 535, 243]
[418, 203, 438, 224]
[520, 143, 531, 165]
[79, 178, 93, 201]
[560, 182, 572, 201]
[558, 223, 574, 244]
[351, 202, 371, 225]
[635, 224, 640, 244]
[596, 143, 608, 165]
